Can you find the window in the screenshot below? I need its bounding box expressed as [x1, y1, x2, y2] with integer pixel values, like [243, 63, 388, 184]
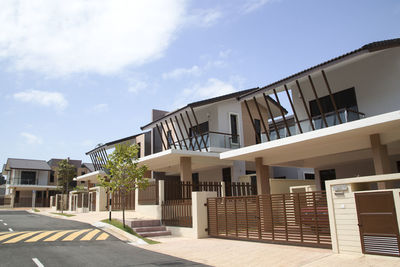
[137, 142, 141, 158]
[309, 87, 359, 128]
[50, 171, 55, 183]
[81, 171, 86, 176]
[230, 114, 239, 144]
[254, 119, 261, 144]
[167, 131, 173, 149]
[319, 169, 336, 190]
[304, 173, 315, 180]
[21, 171, 36, 185]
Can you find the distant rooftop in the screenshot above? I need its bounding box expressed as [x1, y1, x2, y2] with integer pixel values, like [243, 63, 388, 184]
[5, 158, 51, 171]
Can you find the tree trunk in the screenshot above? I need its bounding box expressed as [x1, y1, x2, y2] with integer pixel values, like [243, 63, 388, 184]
[108, 189, 112, 221]
[123, 190, 126, 228]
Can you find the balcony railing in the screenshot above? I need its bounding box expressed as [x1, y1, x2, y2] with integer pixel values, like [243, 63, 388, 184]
[262, 108, 366, 142]
[8, 178, 37, 185]
[172, 131, 240, 151]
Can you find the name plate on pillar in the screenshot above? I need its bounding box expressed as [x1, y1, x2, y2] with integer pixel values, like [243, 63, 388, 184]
[332, 184, 348, 195]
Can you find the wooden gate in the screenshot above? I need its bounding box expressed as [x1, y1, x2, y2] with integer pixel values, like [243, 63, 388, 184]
[89, 192, 96, 211]
[355, 191, 400, 257]
[207, 191, 331, 248]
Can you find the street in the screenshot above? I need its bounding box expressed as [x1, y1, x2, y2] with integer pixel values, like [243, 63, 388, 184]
[0, 210, 205, 267]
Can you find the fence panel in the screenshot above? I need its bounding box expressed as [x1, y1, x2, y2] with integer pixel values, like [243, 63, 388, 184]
[108, 190, 135, 210]
[161, 199, 192, 227]
[207, 191, 331, 248]
[138, 182, 158, 205]
[165, 180, 222, 200]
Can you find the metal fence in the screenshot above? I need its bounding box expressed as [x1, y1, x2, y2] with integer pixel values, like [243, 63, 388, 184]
[227, 182, 257, 197]
[138, 181, 159, 205]
[161, 199, 192, 227]
[165, 181, 222, 200]
[207, 191, 331, 248]
[107, 190, 135, 210]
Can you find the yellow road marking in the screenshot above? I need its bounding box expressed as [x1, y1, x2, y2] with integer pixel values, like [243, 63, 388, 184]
[62, 229, 91, 241]
[0, 232, 24, 241]
[80, 229, 100, 241]
[25, 231, 57, 243]
[96, 232, 109, 241]
[3, 231, 42, 244]
[44, 230, 75, 242]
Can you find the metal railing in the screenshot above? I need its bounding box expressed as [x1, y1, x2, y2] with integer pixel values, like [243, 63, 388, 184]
[263, 108, 365, 142]
[8, 178, 37, 185]
[172, 131, 240, 151]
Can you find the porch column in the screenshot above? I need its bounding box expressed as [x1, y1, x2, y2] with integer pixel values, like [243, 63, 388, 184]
[370, 134, 392, 189]
[255, 157, 270, 195]
[45, 190, 49, 207]
[180, 157, 192, 182]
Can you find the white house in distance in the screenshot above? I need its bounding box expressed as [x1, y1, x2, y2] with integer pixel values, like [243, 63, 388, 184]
[2, 158, 58, 208]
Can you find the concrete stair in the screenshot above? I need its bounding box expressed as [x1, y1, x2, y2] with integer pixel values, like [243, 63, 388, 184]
[119, 219, 171, 238]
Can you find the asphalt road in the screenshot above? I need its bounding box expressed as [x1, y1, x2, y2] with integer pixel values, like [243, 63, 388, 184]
[0, 210, 206, 267]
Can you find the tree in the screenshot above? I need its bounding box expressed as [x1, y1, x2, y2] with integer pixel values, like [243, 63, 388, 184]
[57, 159, 76, 213]
[98, 143, 148, 228]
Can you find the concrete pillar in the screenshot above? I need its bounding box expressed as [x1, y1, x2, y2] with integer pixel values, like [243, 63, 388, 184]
[370, 134, 392, 189]
[180, 157, 192, 182]
[221, 181, 226, 197]
[255, 157, 270, 195]
[10, 190, 15, 208]
[32, 190, 36, 209]
[192, 191, 217, 238]
[158, 180, 165, 204]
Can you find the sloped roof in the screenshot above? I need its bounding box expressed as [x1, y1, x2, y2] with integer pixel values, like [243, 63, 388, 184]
[6, 158, 51, 171]
[82, 163, 95, 172]
[47, 159, 82, 169]
[239, 38, 400, 100]
[140, 87, 285, 130]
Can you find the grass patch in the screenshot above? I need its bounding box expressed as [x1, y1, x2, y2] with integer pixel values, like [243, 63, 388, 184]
[101, 219, 160, 244]
[33, 208, 40, 212]
[51, 212, 75, 217]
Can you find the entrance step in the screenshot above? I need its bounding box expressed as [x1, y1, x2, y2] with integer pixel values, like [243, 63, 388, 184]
[133, 226, 167, 233]
[117, 219, 172, 237]
[139, 230, 171, 237]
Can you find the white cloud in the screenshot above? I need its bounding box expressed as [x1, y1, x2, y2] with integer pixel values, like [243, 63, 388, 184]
[162, 65, 201, 79]
[13, 90, 68, 110]
[91, 103, 109, 113]
[0, 0, 186, 75]
[172, 78, 236, 108]
[128, 80, 148, 93]
[242, 0, 275, 13]
[186, 9, 222, 27]
[20, 132, 42, 145]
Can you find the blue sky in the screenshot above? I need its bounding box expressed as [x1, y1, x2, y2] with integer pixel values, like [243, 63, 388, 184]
[0, 0, 399, 166]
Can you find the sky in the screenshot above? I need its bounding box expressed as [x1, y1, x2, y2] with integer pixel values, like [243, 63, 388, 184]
[0, 0, 399, 167]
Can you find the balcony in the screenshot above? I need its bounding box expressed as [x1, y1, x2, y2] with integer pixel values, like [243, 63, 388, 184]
[8, 178, 46, 186]
[263, 108, 366, 142]
[172, 131, 240, 151]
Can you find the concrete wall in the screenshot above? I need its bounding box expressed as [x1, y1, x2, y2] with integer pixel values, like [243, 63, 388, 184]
[37, 171, 49, 185]
[326, 173, 400, 255]
[272, 166, 314, 180]
[269, 179, 316, 194]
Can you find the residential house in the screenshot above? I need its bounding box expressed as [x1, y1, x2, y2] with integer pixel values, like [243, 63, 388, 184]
[2, 158, 57, 207]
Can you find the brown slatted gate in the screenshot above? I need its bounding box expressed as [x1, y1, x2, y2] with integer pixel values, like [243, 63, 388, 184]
[207, 191, 331, 248]
[355, 191, 400, 257]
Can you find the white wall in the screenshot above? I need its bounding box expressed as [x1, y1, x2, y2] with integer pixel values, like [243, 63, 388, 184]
[38, 171, 48, 185]
[290, 47, 400, 124]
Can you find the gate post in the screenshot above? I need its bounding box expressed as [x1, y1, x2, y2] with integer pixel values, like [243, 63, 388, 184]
[192, 191, 217, 238]
[221, 181, 226, 197]
[159, 180, 165, 204]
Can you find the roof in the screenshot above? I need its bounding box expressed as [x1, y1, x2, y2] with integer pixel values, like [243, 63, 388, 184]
[239, 38, 400, 100]
[85, 131, 149, 155]
[47, 159, 82, 169]
[82, 163, 95, 172]
[6, 158, 51, 171]
[140, 87, 276, 130]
